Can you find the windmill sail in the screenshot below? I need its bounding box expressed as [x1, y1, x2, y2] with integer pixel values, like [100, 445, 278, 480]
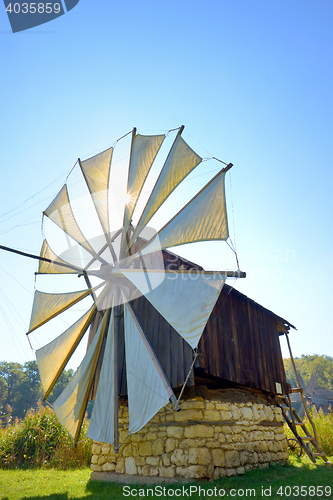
[129, 133, 202, 247]
[38, 240, 79, 274]
[53, 310, 109, 442]
[44, 184, 97, 257]
[87, 308, 116, 443]
[36, 306, 96, 400]
[124, 302, 173, 434]
[27, 287, 101, 334]
[122, 131, 165, 249]
[121, 270, 226, 349]
[135, 168, 229, 258]
[80, 147, 113, 239]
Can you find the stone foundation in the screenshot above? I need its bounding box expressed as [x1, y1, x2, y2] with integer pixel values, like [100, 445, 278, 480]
[90, 390, 288, 480]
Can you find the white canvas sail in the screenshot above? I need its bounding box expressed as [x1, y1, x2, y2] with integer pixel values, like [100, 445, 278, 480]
[130, 134, 202, 245]
[122, 132, 165, 250]
[38, 240, 78, 274]
[121, 270, 226, 349]
[80, 147, 113, 237]
[87, 308, 115, 444]
[137, 169, 229, 257]
[44, 185, 96, 256]
[28, 287, 100, 334]
[53, 311, 108, 441]
[36, 306, 96, 399]
[124, 302, 172, 434]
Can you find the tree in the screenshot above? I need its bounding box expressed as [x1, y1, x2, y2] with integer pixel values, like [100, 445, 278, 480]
[0, 360, 74, 419]
[283, 354, 333, 391]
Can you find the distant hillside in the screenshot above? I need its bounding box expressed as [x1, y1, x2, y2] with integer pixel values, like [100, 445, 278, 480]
[283, 354, 333, 391]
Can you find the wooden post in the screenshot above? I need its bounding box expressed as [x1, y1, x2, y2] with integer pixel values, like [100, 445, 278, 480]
[113, 286, 120, 452]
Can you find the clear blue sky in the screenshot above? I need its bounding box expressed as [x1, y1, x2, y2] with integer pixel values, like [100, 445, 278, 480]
[0, 0, 332, 367]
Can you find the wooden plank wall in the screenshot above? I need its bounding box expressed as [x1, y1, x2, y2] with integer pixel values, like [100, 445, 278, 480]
[196, 285, 290, 394]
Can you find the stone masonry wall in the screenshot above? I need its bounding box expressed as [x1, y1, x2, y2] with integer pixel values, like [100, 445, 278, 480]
[90, 395, 288, 480]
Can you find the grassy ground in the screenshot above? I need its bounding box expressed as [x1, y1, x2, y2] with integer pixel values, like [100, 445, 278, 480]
[0, 456, 332, 500]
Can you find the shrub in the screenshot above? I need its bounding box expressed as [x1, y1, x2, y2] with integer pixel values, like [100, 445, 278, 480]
[284, 408, 333, 457]
[0, 402, 92, 469]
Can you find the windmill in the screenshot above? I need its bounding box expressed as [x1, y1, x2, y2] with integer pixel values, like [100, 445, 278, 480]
[25, 126, 245, 450]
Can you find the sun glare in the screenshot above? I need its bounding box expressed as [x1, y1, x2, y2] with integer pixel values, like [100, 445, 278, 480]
[125, 192, 135, 206]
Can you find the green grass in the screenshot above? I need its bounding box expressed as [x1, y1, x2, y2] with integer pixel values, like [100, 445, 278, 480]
[0, 457, 332, 500]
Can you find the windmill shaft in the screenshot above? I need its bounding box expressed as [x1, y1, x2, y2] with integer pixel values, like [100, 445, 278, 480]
[0, 244, 82, 273]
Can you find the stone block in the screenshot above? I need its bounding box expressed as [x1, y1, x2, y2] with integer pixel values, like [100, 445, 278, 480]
[180, 401, 205, 410]
[171, 448, 188, 466]
[230, 405, 242, 420]
[90, 464, 102, 472]
[240, 451, 250, 465]
[139, 441, 152, 456]
[184, 424, 214, 438]
[206, 440, 221, 448]
[225, 450, 240, 468]
[236, 466, 245, 475]
[220, 426, 233, 434]
[167, 426, 184, 439]
[215, 403, 230, 411]
[241, 407, 253, 420]
[213, 467, 226, 479]
[150, 467, 159, 476]
[175, 409, 203, 422]
[159, 466, 175, 478]
[146, 432, 157, 441]
[211, 449, 225, 467]
[162, 453, 171, 466]
[179, 438, 206, 448]
[152, 438, 164, 456]
[91, 455, 98, 464]
[103, 462, 116, 472]
[146, 456, 160, 466]
[123, 444, 133, 457]
[97, 456, 107, 465]
[101, 443, 110, 454]
[176, 465, 207, 479]
[166, 438, 177, 453]
[205, 402, 216, 410]
[135, 457, 146, 466]
[263, 406, 274, 421]
[92, 444, 101, 455]
[115, 458, 125, 474]
[125, 457, 138, 475]
[188, 447, 211, 465]
[204, 410, 221, 421]
[220, 410, 233, 421]
[141, 465, 151, 476]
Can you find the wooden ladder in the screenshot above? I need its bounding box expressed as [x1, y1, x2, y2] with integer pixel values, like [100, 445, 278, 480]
[278, 332, 328, 463]
[275, 389, 327, 463]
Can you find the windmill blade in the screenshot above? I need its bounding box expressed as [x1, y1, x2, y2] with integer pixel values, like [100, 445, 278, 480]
[135, 168, 229, 258]
[129, 131, 202, 248]
[38, 240, 81, 274]
[121, 131, 165, 252]
[36, 306, 97, 401]
[87, 307, 116, 444]
[79, 147, 113, 242]
[124, 300, 174, 435]
[44, 184, 100, 259]
[120, 269, 226, 349]
[27, 282, 105, 334]
[53, 310, 109, 442]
